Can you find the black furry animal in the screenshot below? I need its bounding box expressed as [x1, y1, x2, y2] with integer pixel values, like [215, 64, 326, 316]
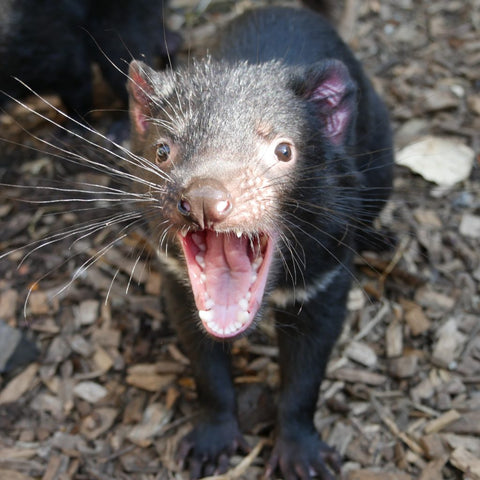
[0, 0, 179, 117]
[127, 5, 393, 480]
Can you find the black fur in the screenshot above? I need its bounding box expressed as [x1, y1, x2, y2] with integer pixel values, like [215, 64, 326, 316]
[127, 6, 393, 479]
[0, 0, 180, 117]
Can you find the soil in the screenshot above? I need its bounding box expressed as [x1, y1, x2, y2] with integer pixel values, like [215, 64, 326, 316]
[0, 1, 479, 479]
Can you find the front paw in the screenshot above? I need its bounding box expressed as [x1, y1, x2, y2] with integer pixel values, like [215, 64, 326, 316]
[177, 417, 250, 479]
[265, 431, 341, 480]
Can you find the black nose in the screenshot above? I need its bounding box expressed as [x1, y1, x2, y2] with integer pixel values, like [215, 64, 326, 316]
[178, 178, 233, 228]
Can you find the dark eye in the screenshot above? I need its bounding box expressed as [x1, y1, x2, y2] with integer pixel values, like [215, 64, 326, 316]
[155, 142, 171, 163]
[274, 142, 293, 162]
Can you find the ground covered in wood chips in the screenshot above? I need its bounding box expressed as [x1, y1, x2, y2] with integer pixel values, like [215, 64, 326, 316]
[0, 0, 479, 479]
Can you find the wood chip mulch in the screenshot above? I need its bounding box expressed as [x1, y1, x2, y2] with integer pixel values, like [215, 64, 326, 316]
[0, 1, 479, 479]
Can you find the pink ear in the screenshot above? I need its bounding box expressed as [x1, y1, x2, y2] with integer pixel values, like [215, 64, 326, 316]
[128, 60, 156, 135]
[304, 60, 356, 145]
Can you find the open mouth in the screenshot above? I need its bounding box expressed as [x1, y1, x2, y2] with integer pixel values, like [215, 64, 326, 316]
[178, 230, 275, 339]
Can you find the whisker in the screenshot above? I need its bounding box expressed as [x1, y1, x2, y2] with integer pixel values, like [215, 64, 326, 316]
[3, 85, 173, 185]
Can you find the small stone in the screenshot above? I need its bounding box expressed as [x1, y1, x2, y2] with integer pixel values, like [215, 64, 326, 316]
[28, 291, 58, 315]
[347, 288, 366, 311]
[0, 289, 18, 319]
[386, 320, 403, 357]
[73, 381, 108, 403]
[413, 209, 442, 228]
[344, 341, 377, 368]
[127, 403, 172, 446]
[389, 355, 418, 378]
[432, 319, 466, 369]
[459, 214, 480, 238]
[0, 363, 39, 405]
[415, 288, 455, 312]
[73, 299, 99, 326]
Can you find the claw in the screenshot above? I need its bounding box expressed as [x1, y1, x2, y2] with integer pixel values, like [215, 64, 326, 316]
[217, 453, 230, 475]
[266, 433, 341, 480]
[176, 437, 194, 469]
[236, 434, 252, 455]
[176, 418, 249, 479]
[189, 457, 204, 480]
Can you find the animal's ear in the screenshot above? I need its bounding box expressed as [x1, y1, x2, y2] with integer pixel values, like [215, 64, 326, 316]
[299, 59, 357, 145]
[128, 60, 157, 135]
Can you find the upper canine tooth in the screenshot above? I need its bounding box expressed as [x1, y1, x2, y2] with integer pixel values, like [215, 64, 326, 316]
[195, 254, 205, 268]
[252, 257, 263, 271]
[236, 230, 242, 238]
[192, 233, 206, 251]
[237, 311, 250, 325]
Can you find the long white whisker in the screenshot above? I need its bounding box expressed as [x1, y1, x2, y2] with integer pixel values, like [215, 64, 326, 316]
[4, 84, 173, 184]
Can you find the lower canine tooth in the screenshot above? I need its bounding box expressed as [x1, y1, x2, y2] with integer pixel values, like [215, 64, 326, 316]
[234, 321, 242, 330]
[237, 311, 250, 324]
[205, 298, 215, 309]
[199, 310, 214, 323]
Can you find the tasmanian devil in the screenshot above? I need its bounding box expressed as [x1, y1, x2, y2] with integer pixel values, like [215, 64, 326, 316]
[126, 5, 393, 479]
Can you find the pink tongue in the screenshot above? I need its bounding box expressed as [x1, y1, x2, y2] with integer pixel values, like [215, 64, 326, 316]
[204, 231, 252, 306]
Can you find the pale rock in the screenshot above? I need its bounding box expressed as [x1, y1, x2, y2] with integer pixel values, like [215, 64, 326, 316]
[459, 213, 480, 238]
[73, 381, 108, 403]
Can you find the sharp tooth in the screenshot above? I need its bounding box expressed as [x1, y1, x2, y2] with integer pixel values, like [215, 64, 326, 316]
[195, 254, 205, 268]
[192, 233, 206, 251]
[237, 311, 250, 325]
[251, 273, 257, 283]
[208, 321, 218, 332]
[200, 273, 206, 283]
[199, 310, 214, 323]
[246, 291, 251, 300]
[205, 298, 215, 310]
[179, 228, 188, 238]
[252, 256, 263, 272]
[236, 230, 242, 238]
[239, 298, 248, 311]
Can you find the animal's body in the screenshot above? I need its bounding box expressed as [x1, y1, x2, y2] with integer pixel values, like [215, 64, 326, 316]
[0, 0, 179, 116]
[127, 5, 393, 479]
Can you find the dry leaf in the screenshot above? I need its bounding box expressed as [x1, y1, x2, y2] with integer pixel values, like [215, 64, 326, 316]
[396, 136, 474, 187]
